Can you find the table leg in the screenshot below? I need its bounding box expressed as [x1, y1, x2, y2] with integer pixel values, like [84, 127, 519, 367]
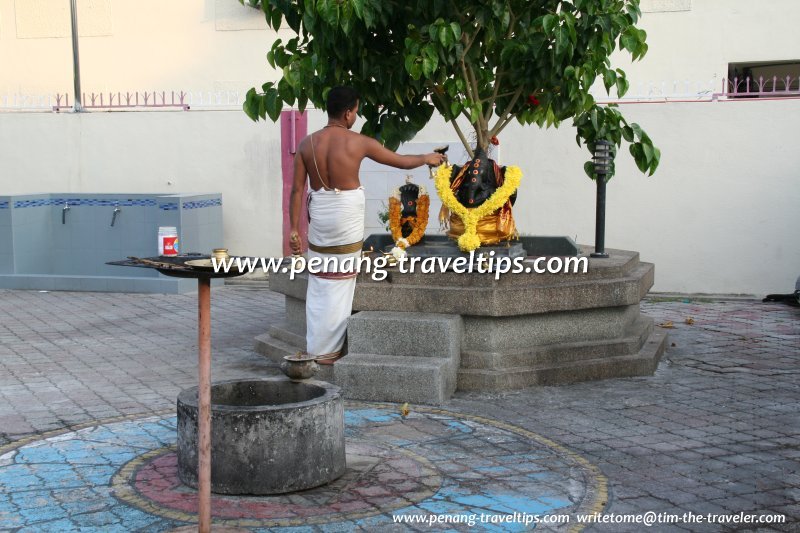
[197, 277, 212, 533]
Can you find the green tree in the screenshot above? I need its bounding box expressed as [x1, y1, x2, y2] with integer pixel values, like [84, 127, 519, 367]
[241, 0, 659, 178]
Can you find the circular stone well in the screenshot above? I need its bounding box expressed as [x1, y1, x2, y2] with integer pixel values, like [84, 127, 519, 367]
[177, 377, 345, 495]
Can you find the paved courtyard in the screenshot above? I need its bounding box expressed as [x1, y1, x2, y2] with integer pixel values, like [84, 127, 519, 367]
[0, 286, 797, 531]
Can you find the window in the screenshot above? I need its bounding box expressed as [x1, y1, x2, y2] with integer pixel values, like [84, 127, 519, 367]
[726, 61, 800, 98]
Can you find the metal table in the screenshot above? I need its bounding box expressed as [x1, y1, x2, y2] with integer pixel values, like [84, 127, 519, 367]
[109, 255, 248, 533]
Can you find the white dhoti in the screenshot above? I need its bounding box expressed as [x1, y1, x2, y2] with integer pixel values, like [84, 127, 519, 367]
[305, 187, 365, 359]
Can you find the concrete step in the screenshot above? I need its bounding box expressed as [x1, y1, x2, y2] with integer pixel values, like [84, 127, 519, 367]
[335, 354, 457, 405]
[254, 332, 299, 363]
[461, 317, 654, 370]
[284, 296, 307, 332]
[348, 311, 461, 359]
[458, 329, 668, 391]
[268, 324, 306, 349]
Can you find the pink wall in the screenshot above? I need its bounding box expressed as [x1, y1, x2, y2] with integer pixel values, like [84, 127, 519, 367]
[280, 110, 308, 256]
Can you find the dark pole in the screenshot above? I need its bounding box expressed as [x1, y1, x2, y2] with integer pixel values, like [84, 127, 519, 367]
[591, 175, 608, 258]
[70, 0, 83, 112]
[590, 140, 613, 258]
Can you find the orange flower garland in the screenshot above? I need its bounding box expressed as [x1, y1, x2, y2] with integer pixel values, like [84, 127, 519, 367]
[388, 193, 430, 247]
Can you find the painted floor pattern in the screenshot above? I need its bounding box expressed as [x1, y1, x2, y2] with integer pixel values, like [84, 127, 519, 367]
[0, 404, 604, 532]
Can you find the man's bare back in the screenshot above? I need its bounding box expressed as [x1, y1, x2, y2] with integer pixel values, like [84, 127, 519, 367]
[297, 126, 443, 191]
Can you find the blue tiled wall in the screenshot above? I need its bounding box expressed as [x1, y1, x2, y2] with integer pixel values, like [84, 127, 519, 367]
[0, 193, 223, 293]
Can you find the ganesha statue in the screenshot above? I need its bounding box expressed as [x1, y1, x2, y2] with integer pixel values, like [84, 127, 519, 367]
[434, 147, 522, 252]
[388, 178, 430, 251]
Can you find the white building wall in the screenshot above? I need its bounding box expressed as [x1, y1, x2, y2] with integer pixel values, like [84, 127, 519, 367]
[1, 0, 799, 295]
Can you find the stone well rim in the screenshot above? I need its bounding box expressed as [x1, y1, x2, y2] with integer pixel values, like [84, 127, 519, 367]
[177, 377, 341, 413]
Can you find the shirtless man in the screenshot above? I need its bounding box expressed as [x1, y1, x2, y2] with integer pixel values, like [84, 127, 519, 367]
[288, 86, 444, 362]
[289, 87, 445, 250]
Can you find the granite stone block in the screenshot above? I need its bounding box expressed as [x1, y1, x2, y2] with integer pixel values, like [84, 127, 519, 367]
[347, 312, 462, 359]
[334, 354, 457, 405]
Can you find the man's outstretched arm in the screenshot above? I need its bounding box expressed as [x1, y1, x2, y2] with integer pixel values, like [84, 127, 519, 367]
[363, 137, 445, 169]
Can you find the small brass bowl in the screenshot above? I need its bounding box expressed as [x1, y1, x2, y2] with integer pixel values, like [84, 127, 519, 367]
[281, 354, 319, 380]
[212, 248, 229, 261]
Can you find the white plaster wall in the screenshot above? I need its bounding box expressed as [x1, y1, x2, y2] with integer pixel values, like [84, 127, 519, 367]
[611, 0, 800, 94]
[0, 0, 287, 95]
[0, 111, 284, 256]
[3, 0, 799, 97]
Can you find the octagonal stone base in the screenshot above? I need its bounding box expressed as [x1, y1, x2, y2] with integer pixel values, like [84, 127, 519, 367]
[256, 241, 667, 403]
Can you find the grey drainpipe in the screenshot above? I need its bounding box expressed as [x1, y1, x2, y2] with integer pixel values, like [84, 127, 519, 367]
[70, 0, 83, 112]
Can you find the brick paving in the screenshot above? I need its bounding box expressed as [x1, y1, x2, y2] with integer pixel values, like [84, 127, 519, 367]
[0, 287, 798, 531]
[0, 287, 283, 444]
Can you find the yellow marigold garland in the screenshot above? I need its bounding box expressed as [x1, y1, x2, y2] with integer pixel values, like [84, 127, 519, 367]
[388, 194, 430, 246]
[434, 164, 523, 252]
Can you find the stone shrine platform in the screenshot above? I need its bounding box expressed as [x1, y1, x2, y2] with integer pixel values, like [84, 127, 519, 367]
[256, 244, 668, 404]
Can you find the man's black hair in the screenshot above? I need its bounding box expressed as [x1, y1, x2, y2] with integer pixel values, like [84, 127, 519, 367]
[327, 86, 360, 118]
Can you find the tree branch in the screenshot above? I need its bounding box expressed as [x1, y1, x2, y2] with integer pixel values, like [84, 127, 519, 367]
[492, 112, 518, 138]
[464, 61, 487, 148]
[488, 87, 523, 138]
[460, 24, 481, 62]
[459, 60, 482, 148]
[482, 9, 518, 120]
[450, 117, 475, 158]
[484, 70, 503, 123]
[433, 91, 474, 158]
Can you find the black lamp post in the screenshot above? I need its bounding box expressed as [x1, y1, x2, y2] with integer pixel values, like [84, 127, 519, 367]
[590, 140, 614, 258]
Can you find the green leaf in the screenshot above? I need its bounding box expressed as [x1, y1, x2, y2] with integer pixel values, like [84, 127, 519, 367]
[270, 8, 282, 30]
[554, 26, 570, 56]
[542, 14, 557, 34]
[257, 93, 267, 120]
[404, 54, 417, 75]
[297, 92, 308, 113]
[603, 70, 617, 93]
[620, 29, 638, 53]
[642, 140, 655, 163]
[450, 22, 461, 42]
[621, 126, 633, 142]
[393, 88, 405, 107]
[351, 0, 364, 19]
[469, 104, 480, 124]
[583, 160, 595, 179]
[649, 147, 661, 175]
[422, 56, 437, 77]
[629, 143, 648, 173]
[243, 88, 259, 122]
[278, 78, 295, 106]
[439, 25, 451, 47]
[264, 89, 282, 122]
[615, 75, 629, 97]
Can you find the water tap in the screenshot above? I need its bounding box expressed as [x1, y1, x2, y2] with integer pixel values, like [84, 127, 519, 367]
[111, 203, 121, 227]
